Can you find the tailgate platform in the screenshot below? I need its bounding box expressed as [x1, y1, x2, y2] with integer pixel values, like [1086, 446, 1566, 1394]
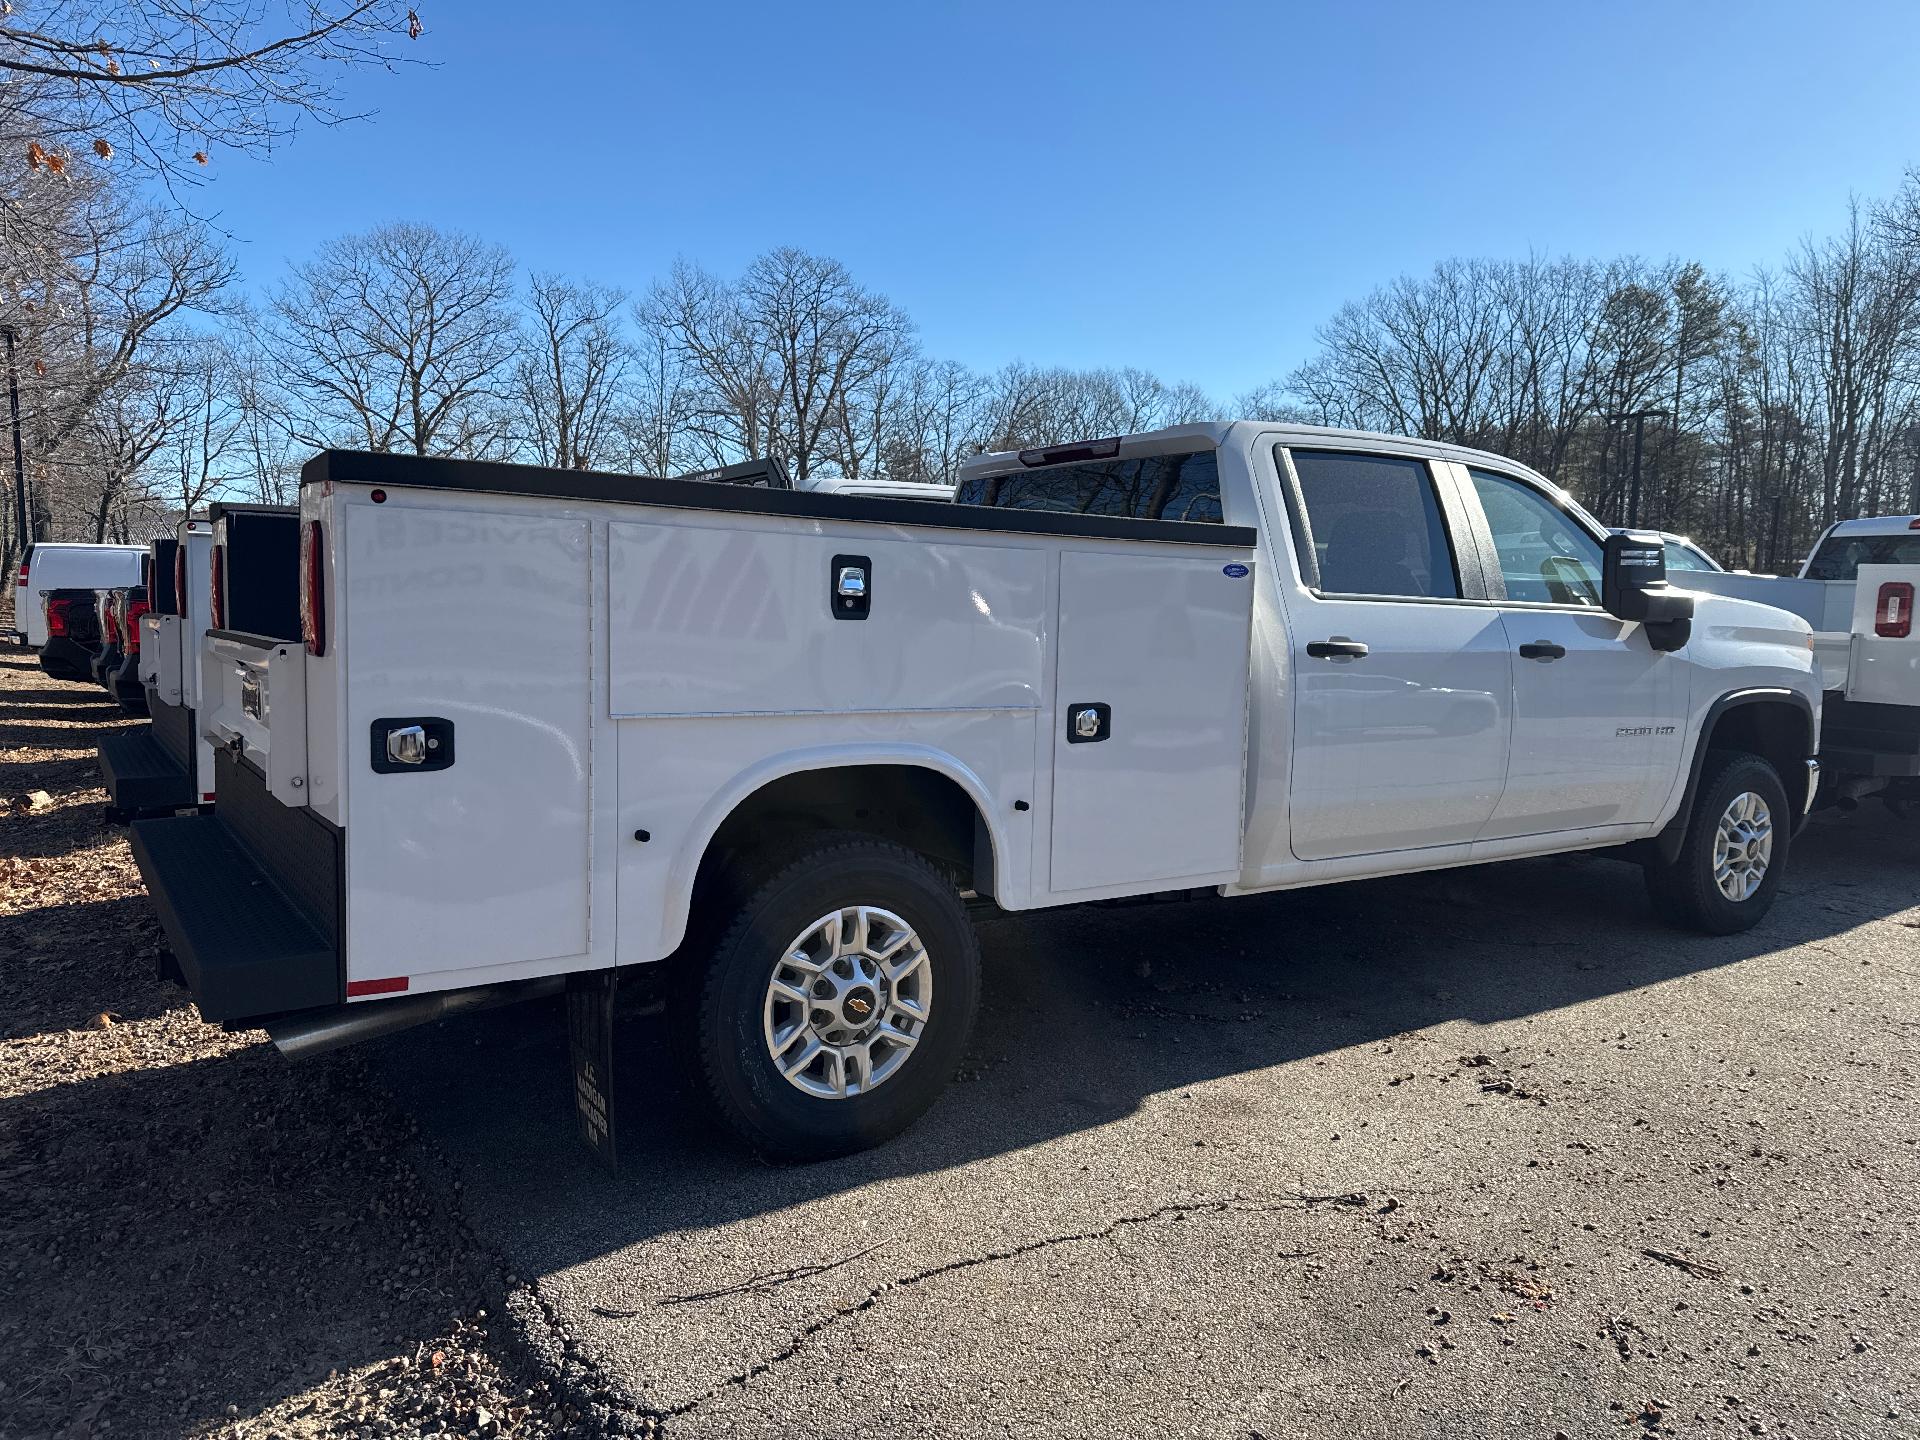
[98, 727, 194, 815]
[130, 812, 340, 1022]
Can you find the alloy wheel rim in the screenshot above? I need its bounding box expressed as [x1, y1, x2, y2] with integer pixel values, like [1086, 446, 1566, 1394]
[762, 906, 931, 1099]
[1712, 790, 1774, 902]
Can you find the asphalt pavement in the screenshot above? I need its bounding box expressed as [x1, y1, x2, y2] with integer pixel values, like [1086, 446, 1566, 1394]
[372, 809, 1920, 1440]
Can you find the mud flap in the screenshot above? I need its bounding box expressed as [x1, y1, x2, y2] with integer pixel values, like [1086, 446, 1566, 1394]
[567, 970, 619, 1174]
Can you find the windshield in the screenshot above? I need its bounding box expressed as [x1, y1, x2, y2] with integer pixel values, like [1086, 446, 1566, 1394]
[1663, 539, 1720, 573]
[1803, 530, 1920, 581]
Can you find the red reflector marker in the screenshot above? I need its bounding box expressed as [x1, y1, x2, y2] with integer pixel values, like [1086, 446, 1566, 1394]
[200, 792, 215, 803]
[346, 976, 410, 998]
[1875, 581, 1914, 639]
[301, 519, 326, 656]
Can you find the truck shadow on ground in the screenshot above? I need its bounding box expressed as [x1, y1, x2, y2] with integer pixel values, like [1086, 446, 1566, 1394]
[0, 896, 185, 1033]
[0, 1039, 497, 1435]
[368, 802, 1920, 1282]
[3, 700, 132, 723]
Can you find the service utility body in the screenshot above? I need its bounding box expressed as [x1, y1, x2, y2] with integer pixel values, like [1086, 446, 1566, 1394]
[130, 423, 1824, 1161]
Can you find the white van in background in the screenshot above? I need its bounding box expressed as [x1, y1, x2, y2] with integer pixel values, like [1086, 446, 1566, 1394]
[15, 542, 145, 650]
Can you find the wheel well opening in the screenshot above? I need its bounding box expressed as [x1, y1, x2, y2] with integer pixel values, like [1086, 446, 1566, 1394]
[704, 764, 994, 896]
[1709, 701, 1810, 808]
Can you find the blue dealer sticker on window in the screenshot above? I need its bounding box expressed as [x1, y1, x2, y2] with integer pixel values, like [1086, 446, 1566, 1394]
[1222, 563, 1250, 578]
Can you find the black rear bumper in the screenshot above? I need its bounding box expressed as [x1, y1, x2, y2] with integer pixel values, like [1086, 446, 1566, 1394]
[110, 652, 147, 712]
[39, 635, 97, 681]
[98, 726, 195, 816]
[130, 811, 341, 1023]
[1821, 694, 1920, 780]
[89, 644, 121, 687]
[129, 750, 344, 1025]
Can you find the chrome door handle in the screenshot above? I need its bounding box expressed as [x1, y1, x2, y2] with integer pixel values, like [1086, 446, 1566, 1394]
[385, 724, 427, 765]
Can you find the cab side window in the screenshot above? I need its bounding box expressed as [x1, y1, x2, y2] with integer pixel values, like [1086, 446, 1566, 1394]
[1283, 449, 1460, 600]
[1468, 468, 1604, 606]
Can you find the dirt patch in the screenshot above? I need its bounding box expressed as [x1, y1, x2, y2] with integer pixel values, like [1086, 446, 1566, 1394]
[0, 649, 610, 1438]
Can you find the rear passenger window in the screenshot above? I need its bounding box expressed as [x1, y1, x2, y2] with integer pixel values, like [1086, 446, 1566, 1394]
[953, 451, 1222, 523]
[1282, 449, 1460, 600]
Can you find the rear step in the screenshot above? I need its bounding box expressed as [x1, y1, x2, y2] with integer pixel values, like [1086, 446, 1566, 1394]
[129, 812, 340, 1022]
[97, 727, 194, 817]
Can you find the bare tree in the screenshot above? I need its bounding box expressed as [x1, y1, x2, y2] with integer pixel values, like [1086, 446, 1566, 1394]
[0, 0, 424, 184]
[264, 221, 518, 456]
[641, 248, 913, 482]
[516, 272, 630, 470]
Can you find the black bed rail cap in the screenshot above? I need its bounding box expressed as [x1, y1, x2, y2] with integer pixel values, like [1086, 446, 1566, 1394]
[297, 449, 1257, 549]
[207, 501, 298, 522]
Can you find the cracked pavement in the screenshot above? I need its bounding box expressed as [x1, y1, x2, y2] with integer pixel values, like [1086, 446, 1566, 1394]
[371, 808, 1920, 1438]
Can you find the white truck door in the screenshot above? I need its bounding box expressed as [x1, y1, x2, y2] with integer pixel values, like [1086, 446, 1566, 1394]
[344, 505, 594, 986]
[1278, 448, 1512, 861]
[1462, 466, 1686, 836]
[1047, 546, 1254, 894]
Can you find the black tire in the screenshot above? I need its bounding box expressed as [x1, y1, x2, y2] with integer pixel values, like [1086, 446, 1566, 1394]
[1643, 749, 1791, 934]
[686, 835, 980, 1162]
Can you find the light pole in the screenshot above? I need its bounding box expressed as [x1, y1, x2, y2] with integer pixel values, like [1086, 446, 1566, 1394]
[1606, 408, 1670, 529]
[1, 325, 26, 551]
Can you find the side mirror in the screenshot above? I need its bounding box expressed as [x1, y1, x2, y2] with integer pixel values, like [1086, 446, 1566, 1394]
[1603, 530, 1694, 650]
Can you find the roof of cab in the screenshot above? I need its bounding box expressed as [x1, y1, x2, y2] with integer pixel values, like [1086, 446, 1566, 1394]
[1822, 514, 1920, 537]
[958, 420, 1564, 485]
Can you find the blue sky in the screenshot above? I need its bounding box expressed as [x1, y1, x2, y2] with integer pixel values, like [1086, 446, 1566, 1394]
[195, 0, 1920, 402]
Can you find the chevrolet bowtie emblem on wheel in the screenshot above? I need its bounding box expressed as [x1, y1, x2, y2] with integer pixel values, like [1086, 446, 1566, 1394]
[846, 995, 873, 1018]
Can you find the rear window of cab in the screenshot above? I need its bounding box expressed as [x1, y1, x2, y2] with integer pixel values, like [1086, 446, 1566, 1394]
[954, 451, 1223, 524]
[1804, 530, 1920, 581]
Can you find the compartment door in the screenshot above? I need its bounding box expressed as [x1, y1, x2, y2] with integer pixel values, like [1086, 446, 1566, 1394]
[345, 506, 593, 984]
[1048, 550, 1254, 894]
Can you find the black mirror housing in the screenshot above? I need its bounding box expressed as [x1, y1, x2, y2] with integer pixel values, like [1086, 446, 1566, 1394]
[1603, 530, 1667, 617]
[1603, 529, 1694, 649]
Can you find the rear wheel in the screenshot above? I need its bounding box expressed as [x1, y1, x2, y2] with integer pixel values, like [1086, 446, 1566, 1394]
[1643, 749, 1790, 934]
[687, 836, 980, 1161]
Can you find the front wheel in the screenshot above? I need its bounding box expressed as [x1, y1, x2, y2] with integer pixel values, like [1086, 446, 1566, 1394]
[1643, 749, 1790, 934]
[687, 836, 981, 1161]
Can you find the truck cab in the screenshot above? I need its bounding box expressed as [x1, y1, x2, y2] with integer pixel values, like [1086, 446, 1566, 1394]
[130, 426, 1821, 1162]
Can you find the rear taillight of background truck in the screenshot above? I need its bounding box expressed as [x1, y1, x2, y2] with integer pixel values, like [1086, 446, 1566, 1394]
[209, 545, 226, 628]
[44, 595, 68, 636]
[1875, 581, 1915, 639]
[300, 519, 325, 656]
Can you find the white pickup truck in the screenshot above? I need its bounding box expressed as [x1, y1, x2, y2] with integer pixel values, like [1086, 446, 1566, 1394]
[130, 424, 1822, 1160]
[1681, 514, 1920, 811]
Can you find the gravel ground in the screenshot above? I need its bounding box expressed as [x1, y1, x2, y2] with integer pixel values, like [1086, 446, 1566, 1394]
[0, 646, 607, 1440]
